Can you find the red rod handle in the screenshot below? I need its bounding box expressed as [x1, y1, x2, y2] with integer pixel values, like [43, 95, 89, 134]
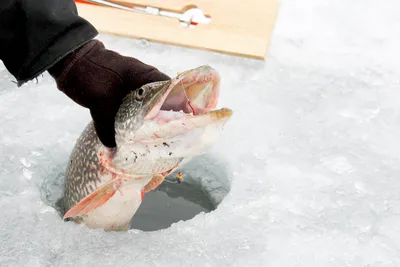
[74, 0, 135, 8]
[74, 0, 97, 6]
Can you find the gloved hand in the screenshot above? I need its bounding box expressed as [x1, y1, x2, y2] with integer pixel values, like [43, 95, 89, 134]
[48, 39, 170, 148]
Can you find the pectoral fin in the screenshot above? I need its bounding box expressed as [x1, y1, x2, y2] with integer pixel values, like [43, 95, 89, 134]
[143, 174, 165, 193]
[63, 179, 118, 219]
[140, 174, 164, 201]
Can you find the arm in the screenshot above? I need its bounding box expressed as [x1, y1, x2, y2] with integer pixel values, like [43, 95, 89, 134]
[0, 0, 170, 148]
[0, 0, 98, 85]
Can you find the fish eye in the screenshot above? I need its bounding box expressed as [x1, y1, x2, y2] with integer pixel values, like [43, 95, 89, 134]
[135, 88, 146, 101]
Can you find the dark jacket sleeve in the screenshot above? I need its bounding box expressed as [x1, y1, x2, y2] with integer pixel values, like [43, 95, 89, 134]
[0, 0, 98, 86]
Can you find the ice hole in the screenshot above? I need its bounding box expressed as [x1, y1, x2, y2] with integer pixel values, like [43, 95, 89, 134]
[40, 153, 231, 232]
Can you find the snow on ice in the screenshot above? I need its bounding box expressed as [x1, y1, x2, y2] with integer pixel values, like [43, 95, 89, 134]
[1, 0, 400, 266]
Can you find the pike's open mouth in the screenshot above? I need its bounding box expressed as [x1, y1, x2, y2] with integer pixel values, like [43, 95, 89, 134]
[145, 65, 232, 122]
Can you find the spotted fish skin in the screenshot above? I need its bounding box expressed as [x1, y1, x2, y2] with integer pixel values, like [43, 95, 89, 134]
[61, 121, 153, 231]
[61, 121, 104, 216]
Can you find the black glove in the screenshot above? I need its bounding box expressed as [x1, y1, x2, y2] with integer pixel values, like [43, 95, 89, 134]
[48, 39, 171, 148]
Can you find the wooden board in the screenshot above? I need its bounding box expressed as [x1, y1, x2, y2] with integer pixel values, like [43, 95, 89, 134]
[75, 0, 279, 59]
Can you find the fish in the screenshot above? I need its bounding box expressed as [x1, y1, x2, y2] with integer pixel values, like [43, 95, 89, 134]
[60, 65, 233, 231]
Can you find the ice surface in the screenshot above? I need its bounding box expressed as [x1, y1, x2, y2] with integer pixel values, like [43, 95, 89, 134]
[1, 0, 400, 265]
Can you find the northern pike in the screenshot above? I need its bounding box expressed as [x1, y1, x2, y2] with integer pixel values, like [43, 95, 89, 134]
[60, 65, 232, 231]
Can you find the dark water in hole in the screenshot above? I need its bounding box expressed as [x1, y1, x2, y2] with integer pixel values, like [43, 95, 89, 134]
[130, 180, 213, 231]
